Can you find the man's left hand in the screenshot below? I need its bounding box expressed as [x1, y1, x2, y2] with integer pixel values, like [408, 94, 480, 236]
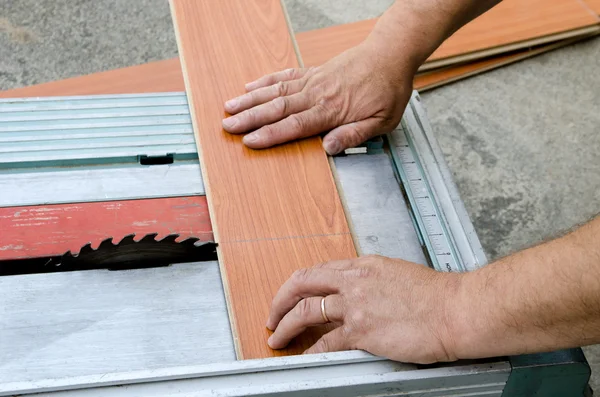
[266, 255, 463, 364]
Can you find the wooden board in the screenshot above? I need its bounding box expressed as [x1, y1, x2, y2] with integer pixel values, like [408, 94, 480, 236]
[295, 0, 600, 70]
[0, 58, 185, 98]
[415, 36, 592, 91]
[3, 0, 598, 100]
[168, 0, 356, 359]
[0, 197, 213, 261]
[584, 0, 600, 14]
[1, 37, 582, 101]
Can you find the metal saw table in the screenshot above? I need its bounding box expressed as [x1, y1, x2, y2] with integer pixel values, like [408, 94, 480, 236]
[0, 91, 591, 396]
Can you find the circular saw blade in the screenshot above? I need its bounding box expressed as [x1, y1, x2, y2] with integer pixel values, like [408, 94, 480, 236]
[58, 233, 217, 271]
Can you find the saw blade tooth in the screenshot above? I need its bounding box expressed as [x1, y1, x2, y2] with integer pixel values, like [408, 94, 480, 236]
[79, 242, 94, 257]
[117, 234, 136, 245]
[179, 237, 201, 246]
[197, 240, 216, 247]
[98, 237, 115, 251]
[158, 234, 179, 244]
[139, 233, 159, 243]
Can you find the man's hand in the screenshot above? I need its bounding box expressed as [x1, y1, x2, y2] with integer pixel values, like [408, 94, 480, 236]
[222, 43, 414, 155]
[221, 0, 502, 154]
[266, 255, 463, 364]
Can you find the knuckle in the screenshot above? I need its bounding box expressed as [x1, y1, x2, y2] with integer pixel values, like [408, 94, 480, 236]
[291, 268, 311, 284]
[346, 123, 368, 145]
[260, 124, 277, 140]
[272, 96, 289, 116]
[284, 68, 296, 79]
[344, 266, 373, 280]
[275, 81, 288, 97]
[347, 310, 367, 336]
[350, 286, 367, 302]
[262, 76, 275, 87]
[287, 113, 305, 133]
[341, 323, 355, 337]
[243, 108, 256, 124]
[295, 298, 312, 319]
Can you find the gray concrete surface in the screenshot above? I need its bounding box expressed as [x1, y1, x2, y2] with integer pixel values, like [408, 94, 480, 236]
[1, 0, 599, 391]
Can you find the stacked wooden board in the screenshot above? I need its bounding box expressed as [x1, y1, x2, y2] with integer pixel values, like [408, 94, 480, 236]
[296, 0, 600, 90]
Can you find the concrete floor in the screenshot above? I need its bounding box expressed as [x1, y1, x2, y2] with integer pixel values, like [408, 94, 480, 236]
[1, 0, 599, 391]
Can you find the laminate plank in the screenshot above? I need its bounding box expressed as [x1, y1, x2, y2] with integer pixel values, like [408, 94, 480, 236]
[584, 0, 600, 15]
[220, 234, 355, 358]
[295, 0, 600, 69]
[426, 0, 600, 69]
[0, 58, 185, 98]
[3, 0, 597, 100]
[169, 0, 356, 359]
[415, 36, 589, 91]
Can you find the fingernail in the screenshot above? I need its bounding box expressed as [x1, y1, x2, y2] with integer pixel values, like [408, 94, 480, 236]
[222, 117, 238, 130]
[267, 335, 274, 348]
[323, 138, 342, 155]
[243, 133, 259, 145]
[225, 98, 238, 111]
[245, 81, 257, 91]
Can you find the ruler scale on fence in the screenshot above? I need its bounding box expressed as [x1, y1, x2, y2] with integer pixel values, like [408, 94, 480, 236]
[388, 123, 463, 273]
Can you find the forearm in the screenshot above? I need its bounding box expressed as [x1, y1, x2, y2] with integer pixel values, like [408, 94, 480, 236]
[364, 0, 501, 75]
[450, 216, 600, 359]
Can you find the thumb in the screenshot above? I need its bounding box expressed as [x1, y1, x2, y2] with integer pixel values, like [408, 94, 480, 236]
[322, 118, 381, 155]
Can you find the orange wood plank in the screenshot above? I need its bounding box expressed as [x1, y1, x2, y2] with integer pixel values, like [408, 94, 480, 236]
[221, 235, 354, 357]
[3, 0, 598, 99]
[169, 0, 355, 359]
[428, 0, 599, 68]
[414, 36, 591, 91]
[584, 0, 600, 15]
[0, 58, 184, 98]
[0, 42, 578, 100]
[296, 0, 600, 69]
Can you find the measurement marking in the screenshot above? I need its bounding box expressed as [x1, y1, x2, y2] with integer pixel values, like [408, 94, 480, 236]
[389, 124, 462, 274]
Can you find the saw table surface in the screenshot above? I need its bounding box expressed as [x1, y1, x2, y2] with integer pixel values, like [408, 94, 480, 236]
[0, 143, 426, 385]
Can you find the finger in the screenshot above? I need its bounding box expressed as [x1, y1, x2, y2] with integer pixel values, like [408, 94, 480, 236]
[223, 93, 310, 134]
[224, 79, 305, 114]
[322, 118, 382, 155]
[245, 68, 311, 91]
[266, 268, 343, 330]
[268, 295, 344, 349]
[303, 326, 350, 355]
[243, 104, 334, 149]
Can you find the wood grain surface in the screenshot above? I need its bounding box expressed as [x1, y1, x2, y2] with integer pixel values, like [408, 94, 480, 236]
[584, 0, 600, 14]
[0, 40, 576, 101]
[4, 0, 597, 99]
[415, 36, 591, 91]
[0, 58, 185, 98]
[0, 197, 213, 260]
[169, 0, 355, 359]
[296, 0, 600, 69]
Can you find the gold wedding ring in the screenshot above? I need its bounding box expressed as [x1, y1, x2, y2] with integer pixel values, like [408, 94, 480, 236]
[320, 296, 330, 323]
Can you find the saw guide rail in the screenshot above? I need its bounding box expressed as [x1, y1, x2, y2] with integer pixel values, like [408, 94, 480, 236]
[0, 91, 591, 395]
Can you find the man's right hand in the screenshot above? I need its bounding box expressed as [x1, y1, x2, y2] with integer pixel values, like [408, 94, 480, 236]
[222, 41, 416, 155]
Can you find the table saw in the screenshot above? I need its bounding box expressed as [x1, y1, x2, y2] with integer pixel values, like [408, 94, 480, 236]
[0, 91, 592, 396]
